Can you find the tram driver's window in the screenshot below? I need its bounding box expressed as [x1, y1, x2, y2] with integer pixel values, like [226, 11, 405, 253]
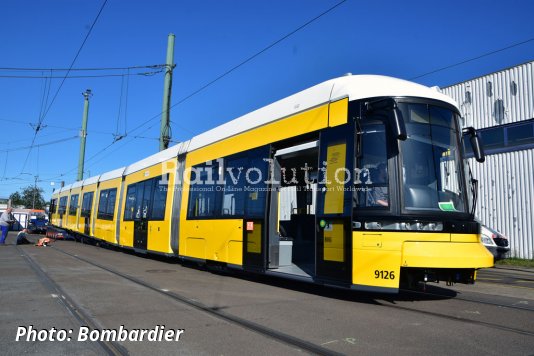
[354, 121, 389, 209]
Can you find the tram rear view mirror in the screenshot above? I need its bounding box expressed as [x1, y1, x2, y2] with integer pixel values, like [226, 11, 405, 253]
[463, 127, 485, 163]
[392, 106, 407, 141]
[365, 99, 407, 141]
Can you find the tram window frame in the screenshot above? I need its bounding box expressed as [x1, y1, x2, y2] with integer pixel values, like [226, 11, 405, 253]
[80, 192, 94, 218]
[68, 194, 79, 216]
[58, 196, 68, 215]
[221, 156, 247, 217]
[244, 155, 269, 218]
[187, 161, 222, 219]
[123, 175, 169, 221]
[186, 146, 270, 220]
[124, 184, 136, 221]
[353, 117, 392, 212]
[151, 175, 168, 220]
[97, 188, 117, 220]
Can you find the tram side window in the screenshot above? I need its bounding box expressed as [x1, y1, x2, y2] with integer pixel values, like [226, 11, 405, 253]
[58, 196, 68, 215]
[354, 121, 389, 209]
[123, 175, 169, 221]
[81, 192, 94, 217]
[69, 194, 79, 216]
[97, 188, 117, 220]
[124, 185, 136, 220]
[152, 175, 168, 220]
[245, 156, 268, 218]
[187, 162, 222, 218]
[222, 157, 247, 216]
[187, 148, 269, 220]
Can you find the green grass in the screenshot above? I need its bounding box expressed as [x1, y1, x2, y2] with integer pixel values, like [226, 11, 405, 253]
[495, 258, 534, 268]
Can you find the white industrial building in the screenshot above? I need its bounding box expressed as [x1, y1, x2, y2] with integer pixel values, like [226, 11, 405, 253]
[442, 60, 534, 259]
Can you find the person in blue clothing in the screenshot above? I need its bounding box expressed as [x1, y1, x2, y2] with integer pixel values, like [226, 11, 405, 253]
[0, 207, 14, 245]
[16, 228, 31, 245]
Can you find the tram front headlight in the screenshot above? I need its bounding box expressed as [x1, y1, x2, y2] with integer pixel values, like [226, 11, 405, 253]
[399, 221, 443, 231]
[365, 222, 382, 230]
[401, 222, 410, 230]
[427, 222, 443, 231]
[364, 221, 443, 231]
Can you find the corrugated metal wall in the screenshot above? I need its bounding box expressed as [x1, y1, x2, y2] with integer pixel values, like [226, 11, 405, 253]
[442, 60, 534, 259]
[443, 61, 534, 129]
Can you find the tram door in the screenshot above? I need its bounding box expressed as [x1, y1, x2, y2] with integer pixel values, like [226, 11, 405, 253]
[82, 192, 93, 236]
[316, 124, 354, 283]
[241, 146, 271, 272]
[133, 180, 153, 250]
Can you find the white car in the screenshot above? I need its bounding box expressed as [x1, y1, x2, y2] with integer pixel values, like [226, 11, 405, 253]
[480, 224, 510, 260]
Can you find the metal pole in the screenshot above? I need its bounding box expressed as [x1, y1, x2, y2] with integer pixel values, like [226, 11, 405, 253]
[160, 33, 175, 151]
[77, 89, 92, 181]
[32, 175, 37, 209]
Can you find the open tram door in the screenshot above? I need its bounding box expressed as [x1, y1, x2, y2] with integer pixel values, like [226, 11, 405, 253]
[241, 146, 271, 272]
[267, 141, 319, 278]
[315, 124, 354, 283]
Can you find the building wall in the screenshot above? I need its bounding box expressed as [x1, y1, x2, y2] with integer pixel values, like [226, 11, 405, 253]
[442, 60, 534, 259]
[443, 61, 533, 129]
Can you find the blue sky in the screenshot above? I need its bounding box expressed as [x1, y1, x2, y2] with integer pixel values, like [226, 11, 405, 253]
[1, 0, 533, 201]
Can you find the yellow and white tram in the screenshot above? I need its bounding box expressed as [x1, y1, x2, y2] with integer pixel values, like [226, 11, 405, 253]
[50, 74, 493, 293]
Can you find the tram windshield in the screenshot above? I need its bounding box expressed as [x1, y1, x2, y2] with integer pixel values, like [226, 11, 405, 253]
[398, 103, 466, 213]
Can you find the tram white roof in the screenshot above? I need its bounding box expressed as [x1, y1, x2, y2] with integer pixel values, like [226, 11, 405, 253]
[329, 75, 457, 107]
[123, 141, 190, 175]
[187, 75, 458, 152]
[70, 180, 84, 189]
[59, 183, 72, 194]
[61, 75, 458, 189]
[83, 175, 100, 186]
[98, 167, 126, 182]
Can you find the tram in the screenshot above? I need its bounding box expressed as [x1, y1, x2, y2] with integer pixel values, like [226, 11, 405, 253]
[50, 74, 493, 293]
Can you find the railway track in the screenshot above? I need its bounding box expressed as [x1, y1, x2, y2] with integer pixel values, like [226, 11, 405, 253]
[17, 243, 342, 356]
[16, 245, 129, 356]
[17, 240, 534, 354]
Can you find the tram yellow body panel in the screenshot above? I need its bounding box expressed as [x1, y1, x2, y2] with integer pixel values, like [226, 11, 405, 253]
[93, 178, 121, 244]
[402, 240, 493, 268]
[186, 104, 329, 166]
[180, 219, 243, 265]
[120, 159, 176, 253]
[352, 231, 493, 289]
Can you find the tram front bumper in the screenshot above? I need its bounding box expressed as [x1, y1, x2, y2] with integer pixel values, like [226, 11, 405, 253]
[402, 241, 494, 269]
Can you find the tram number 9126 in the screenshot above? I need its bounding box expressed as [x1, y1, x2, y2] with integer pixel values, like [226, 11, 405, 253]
[374, 270, 395, 280]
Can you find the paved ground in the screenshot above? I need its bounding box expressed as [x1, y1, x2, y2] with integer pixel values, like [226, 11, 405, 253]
[1, 231, 533, 355]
